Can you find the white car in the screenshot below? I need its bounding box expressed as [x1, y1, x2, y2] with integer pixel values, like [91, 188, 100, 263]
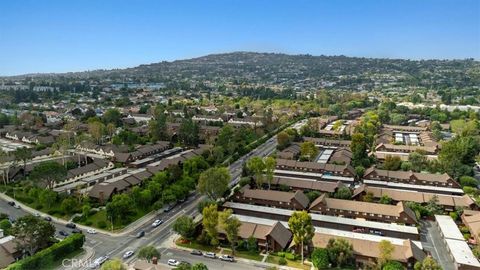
[122, 250, 134, 259]
[203, 252, 216, 259]
[167, 259, 180, 266]
[151, 219, 163, 227]
[34, 213, 40, 217]
[13, 205, 20, 209]
[220, 255, 234, 262]
[87, 229, 97, 234]
[90, 256, 108, 268]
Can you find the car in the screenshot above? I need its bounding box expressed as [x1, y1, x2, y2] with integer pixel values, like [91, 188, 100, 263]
[72, 228, 82, 234]
[87, 229, 97, 234]
[163, 204, 175, 212]
[13, 205, 20, 209]
[151, 219, 163, 227]
[136, 230, 145, 238]
[190, 250, 203, 256]
[34, 213, 40, 217]
[66, 222, 76, 229]
[122, 250, 134, 259]
[203, 252, 216, 259]
[43, 216, 52, 222]
[220, 255, 234, 262]
[167, 259, 180, 266]
[7, 201, 15, 206]
[58, 230, 69, 237]
[90, 256, 109, 268]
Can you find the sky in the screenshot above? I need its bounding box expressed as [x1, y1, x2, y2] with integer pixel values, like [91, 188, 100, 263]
[0, 0, 479, 76]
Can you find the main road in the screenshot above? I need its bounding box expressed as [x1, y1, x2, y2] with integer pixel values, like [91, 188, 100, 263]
[0, 119, 307, 270]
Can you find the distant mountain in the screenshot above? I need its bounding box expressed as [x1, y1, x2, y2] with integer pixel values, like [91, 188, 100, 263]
[3, 52, 479, 89]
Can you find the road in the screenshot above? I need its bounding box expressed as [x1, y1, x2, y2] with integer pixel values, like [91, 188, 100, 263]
[0, 119, 298, 270]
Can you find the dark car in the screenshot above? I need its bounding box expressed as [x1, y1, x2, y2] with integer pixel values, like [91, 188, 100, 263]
[59, 230, 69, 237]
[136, 230, 145, 238]
[7, 201, 15, 206]
[72, 229, 82, 234]
[66, 222, 76, 229]
[44, 216, 52, 222]
[163, 203, 175, 213]
[190, 250, 202, 256]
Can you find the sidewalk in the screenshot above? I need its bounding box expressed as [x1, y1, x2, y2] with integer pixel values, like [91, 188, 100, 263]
[0, 192, 158, 237]
[169, 234, 309, 270]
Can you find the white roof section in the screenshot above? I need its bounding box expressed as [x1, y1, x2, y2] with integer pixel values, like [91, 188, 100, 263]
[445, 239, 480, 267]
[364, 179, 464, 194]
[435, 215, 465, 240]
[224, 202, 418, 234]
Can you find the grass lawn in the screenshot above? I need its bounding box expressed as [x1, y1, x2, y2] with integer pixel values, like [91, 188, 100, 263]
[266, 255, 311, 270]
[175, 238, 220, 253]
[77, 207, 152, 231]
[222, 248, 263, 261]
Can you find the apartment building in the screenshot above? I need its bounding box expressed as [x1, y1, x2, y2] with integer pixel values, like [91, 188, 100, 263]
[233, 185, 310, 210]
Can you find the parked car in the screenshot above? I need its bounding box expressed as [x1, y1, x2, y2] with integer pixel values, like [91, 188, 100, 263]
[136, 230, 145, 238]
[167, 259, 180, 266]
[7, 201, 15, 206]
[151, 219, 163, 227]
[13, 205, 20, 209]
[203, 252, 216, 259]
[190, 250, 203, 256]
[34, 213, 40, 217]
[72, 229, 82, 234]
[43, 216, 52, 222]
[58, 230, 69, 237]
[164, 203, 175, 213]
[122, 250, 134, 259]
[66, 222, 76, 229]
[87, 229, 97, 234]
[220, 255, 234, 262]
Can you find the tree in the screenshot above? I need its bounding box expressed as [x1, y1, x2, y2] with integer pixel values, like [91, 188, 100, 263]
[383, 155, 402, 171]
[311, 248, 330, 269]
[378, 240, 395, 267]
[14, 147, 32, 177]
[30, 161, 67, 189]
[246, 157, 266, 188]
[82, 204, 91, 218]
[351, 133, 369, 167]
[300, 141, 318, 161]
[149, 113, 168, 141]
[192, 263, 209, 270]
[439, 136, 480, 179]
[460, 176, 478, 187]
[334, 186, 352, 199]
[277, 131, 292, 150]
[414, 256, 441, 270]
[382, 261, 404, 270]
[379, 195, 393, 205]
[106, 194, 135, 224]
[61, 197, 77, 215]
[425, 195, 442, 215]
[103, 108, 122, 126]
[178, 118, 199, 146]
[363, 192, 374, 202]
[10, 215, 55, 255]
[219, 209, 241, 255]
[306, 191, 321, 202]
[0, 149, 12, 185]
[326, 238, 354, 267]
[202, 204, 219, 246]
[409, 152, 427, 172]
[88, 121, 105, 145]
[288, 211, 315, 264]
[51, 134, 70, 166]
[264, 157, 276, 190]
[137, 245, 160, 263]
[39, 189, 57, 208]
[106, 123, 116, 142]
[197, 167, 230, 200]
[0, 219, 12, 235]
[173, 215, 196, 241]
[101, 259, 126, 270]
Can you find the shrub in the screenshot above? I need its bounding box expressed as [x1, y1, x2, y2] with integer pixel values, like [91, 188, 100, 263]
[278, 257, 287, 265]
[276, 252, 285, 258]
[97, 221, 107, 229]
[84, 221, 93, 226]
[6, 233, 85, 270]
[285, 253, 295, 260]
[460, 176, 478, 188]
[35, 204, 43, 210]
[311, 248, 330, 269]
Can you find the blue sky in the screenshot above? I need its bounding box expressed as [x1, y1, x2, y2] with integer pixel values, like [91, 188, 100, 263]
[0, 0, 479, 75]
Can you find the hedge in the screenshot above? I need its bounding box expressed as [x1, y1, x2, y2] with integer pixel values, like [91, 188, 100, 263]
[7, 233, 85, 270]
